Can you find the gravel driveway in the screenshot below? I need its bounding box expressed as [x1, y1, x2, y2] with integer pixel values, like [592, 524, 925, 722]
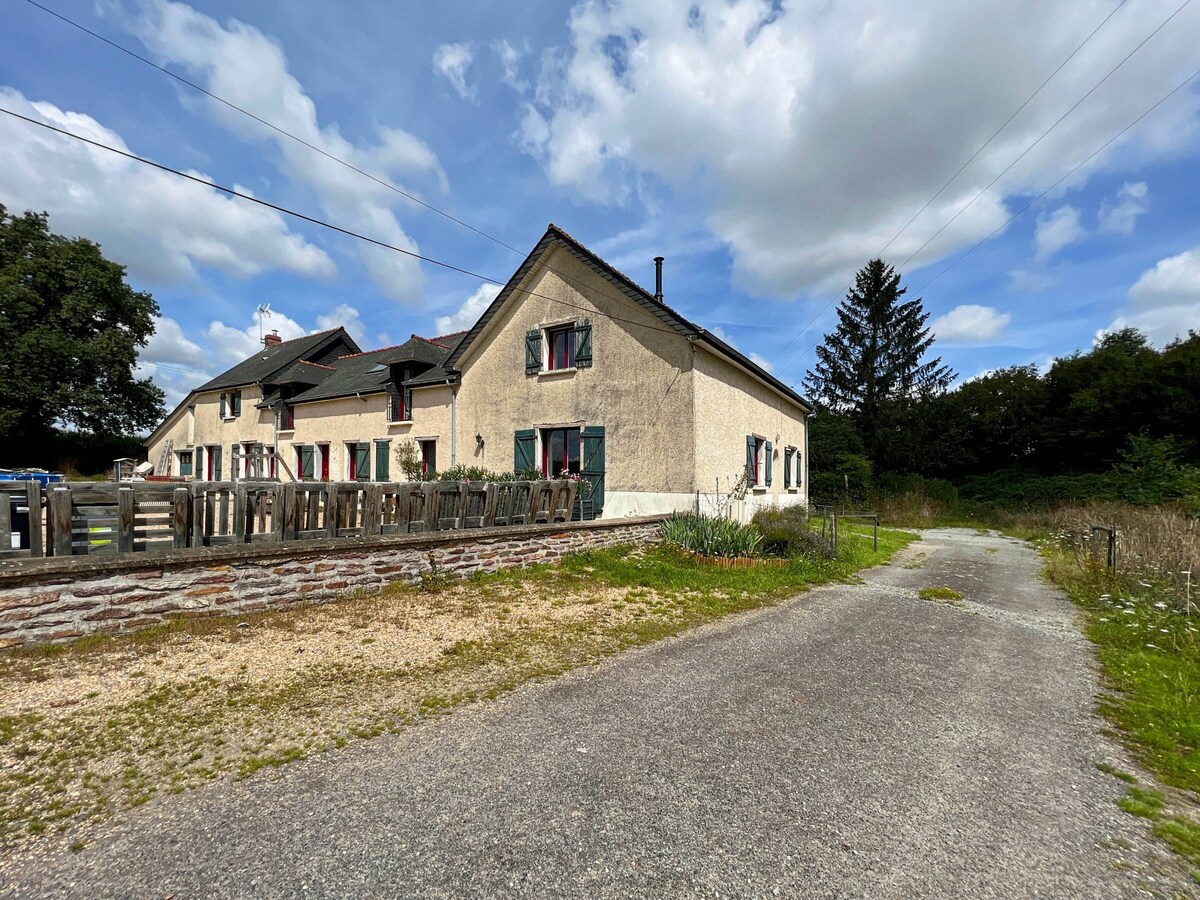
[3, 529, 1192, 898]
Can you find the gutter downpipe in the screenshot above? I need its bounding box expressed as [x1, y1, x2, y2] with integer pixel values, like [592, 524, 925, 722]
[448, 378, 457, 467]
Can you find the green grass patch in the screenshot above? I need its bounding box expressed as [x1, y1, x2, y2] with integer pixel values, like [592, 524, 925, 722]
[917, 586, 965, 606]
[1117, 786, 1165, 819]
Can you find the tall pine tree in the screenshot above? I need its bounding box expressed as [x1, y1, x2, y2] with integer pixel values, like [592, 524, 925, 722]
[803, 259, 953, 471]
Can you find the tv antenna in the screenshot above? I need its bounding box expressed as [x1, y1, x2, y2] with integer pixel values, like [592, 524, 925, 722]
[256, 303, 273, 342]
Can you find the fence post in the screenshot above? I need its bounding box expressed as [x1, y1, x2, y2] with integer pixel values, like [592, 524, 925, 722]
[831, 512, 838, 555]
[172, 487, 190, 549]
[26, 481, 43, 558]
[117, 487, 135, 554]
[234, 483, 248, 544]
[873, 515, 879, 553]
[1108, 526, 1118, 574]
[49, 487, 72, 557]
[325, 482, 340, 539]
[362, 483, 382, 537]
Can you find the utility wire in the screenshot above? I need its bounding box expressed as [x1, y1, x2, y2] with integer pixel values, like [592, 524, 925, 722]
[0, 106, 685, 339]
[773, 0, 1194, 382]
[776, 60, 1200, 385]
[766, 0, 1170, 368]
[22, 0, 695, 347]
[21, 0, 524, 256]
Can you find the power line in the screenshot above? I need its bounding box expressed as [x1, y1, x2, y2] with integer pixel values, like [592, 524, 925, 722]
[0, 106, 685, 340]
[778, 60, 1200, 388]
[773, 0, 1194, 382]
[23, 0, 694, 346]
[766, 0, 1166, 368]
[21, 0, 523, 256]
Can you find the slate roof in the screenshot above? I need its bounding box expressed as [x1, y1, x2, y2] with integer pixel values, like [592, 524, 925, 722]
[442, 225, 813, 411]
[288, 336, 449, 404]
[196, 328, 360, 392]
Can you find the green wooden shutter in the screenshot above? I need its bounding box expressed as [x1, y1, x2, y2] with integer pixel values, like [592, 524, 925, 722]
[795, 451, 803, 488]
[514, 429, 536, 473]
[231, 443, 241, 480]
[745, 435, 756, 485]
[375, 441, 390, 481]
[212, 445, 223, 481]
[355, 444, 371, 482]
[784, 447, 793, 489]
[300, 446, 314, 480]
[582, 426, 605, 517]
[525, 329, 542, 375]
[764, 441, 773, 487]
[219, 393, 227, 417]
[194, 449, 203, 481]
[575, 321, 592, 368]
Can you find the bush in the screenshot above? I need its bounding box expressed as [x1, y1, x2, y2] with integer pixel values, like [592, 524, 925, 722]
[751, 506, 833, 559]
[661, 513, 763, 558]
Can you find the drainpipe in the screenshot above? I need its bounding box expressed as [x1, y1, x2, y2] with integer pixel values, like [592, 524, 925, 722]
[448, 379, 457, 467]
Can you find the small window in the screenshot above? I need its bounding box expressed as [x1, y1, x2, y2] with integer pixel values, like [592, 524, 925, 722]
[542, 427, 581, 477]
[347, 442, 370, 482]
[221, 390, 242, 419]
[388, 390, 407, 422]
[279, 405, 295, 430]
[546, 325, 575, 371]
[746, 435, 769, 487]
[177, 450, 193, 478]
[419, 439, 436, 477]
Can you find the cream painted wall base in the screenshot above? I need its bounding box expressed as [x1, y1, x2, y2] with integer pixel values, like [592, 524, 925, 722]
[600, 491, 696, 519]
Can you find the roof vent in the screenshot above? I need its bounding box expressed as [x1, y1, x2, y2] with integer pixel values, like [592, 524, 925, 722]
[654, 256, 664, 302]
[264, 329, 282, 347]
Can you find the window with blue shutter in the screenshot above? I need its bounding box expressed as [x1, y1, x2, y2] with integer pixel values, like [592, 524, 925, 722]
[764, 441, 773, 487]
[575, 320, 592, 368]
[745, 435, 756, 486]
[525, 330, 542, 375]
[784, 447, 793, 489]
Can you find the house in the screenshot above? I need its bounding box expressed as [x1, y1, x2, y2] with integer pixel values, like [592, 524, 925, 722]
[145, 225, 811, 520]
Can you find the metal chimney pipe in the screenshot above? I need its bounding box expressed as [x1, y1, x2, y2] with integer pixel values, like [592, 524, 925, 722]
[654, 256, 664, 301]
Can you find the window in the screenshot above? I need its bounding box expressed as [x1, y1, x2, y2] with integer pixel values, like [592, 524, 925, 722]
[388, 390, 407, 422]
[542, 427, 581, 477]
[220, 390, 242, 419]
[207, 445, 222, 480]
[347, 442, 370, 482]
[745, 435, 771, 487]
[296, 445, 315, 481]
[419, 439, 436, 476]
[319, 444, 330, 481]
[547, 325, 575, 370]
[177, 450, 193, 478]
[279, 405, 295, 430]
[374, 440, 390, 481]
[784, 446, 794, 490]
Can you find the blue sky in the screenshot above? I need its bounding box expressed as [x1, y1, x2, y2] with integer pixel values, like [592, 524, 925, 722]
[2, 0, 1199, 410]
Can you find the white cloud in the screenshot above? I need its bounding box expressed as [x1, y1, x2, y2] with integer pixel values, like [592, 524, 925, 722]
[749, 352, 774, 374]
[206, 309, 310, 365]
[1034, 206, 1085, 261]
[1007, 268, 1056, 293]
[0, 87, 335, 285]
[435, 283, 501, 334]
[433, 42, 477, 103]
[931, 304, 1011, 343]
[1106, 246, 1200, 345]
[141, 316, 207, 368]
[518, 0, 1200, 296]
[315, 302, 367, 345]
[127, 0, 444, 302]
[494, 40, 529, 93]
[1099, 181, 1149, 234]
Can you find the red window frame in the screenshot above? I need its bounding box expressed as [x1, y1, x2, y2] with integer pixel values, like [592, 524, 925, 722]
[541, 427, 581, 478]
[547, 325, 575, 370]
[319, 445, 330, 481]
[420, 440, 436, 476]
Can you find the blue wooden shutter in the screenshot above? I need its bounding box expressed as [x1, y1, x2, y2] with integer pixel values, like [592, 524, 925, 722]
[745, 435, 756, 485]
[764, 441, 773, 487]
[375, 441, 390, 481]
[514, 429, 536, 472]
[784, 447, 793, 489]
[575, 321, 592, 368]
[525, 330, 542, 375]
[582, 426, 605, 517]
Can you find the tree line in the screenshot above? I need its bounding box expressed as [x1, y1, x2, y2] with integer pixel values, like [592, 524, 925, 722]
[804, 259, 1200, 509]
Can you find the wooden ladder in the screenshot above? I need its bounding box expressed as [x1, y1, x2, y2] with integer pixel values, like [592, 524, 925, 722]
[156, 438, 174, 475]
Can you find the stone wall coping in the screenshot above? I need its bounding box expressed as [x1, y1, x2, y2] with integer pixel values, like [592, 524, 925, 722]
[0, 515, 669, 587]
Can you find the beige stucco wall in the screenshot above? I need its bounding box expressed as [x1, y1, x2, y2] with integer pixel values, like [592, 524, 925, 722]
[452, 246, 697, 507]
[278, 394, 394, 481]
[692, 344, 808, 517]
[147, 387, 274, 478]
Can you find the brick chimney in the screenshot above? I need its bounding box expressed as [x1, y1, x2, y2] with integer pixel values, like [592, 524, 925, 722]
[263, 330, 282, 347]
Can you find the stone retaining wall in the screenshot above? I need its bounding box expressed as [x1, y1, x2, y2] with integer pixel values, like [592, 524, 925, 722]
[0, 516, 665, 649]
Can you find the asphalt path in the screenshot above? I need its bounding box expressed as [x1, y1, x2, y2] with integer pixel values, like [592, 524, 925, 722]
[5, 529, 1192, 898]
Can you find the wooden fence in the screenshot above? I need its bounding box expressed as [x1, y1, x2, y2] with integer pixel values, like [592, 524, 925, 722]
[3, 479, 579, 560]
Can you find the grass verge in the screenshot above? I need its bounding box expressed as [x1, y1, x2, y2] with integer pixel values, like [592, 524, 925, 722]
[0, 529, 915, 852]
